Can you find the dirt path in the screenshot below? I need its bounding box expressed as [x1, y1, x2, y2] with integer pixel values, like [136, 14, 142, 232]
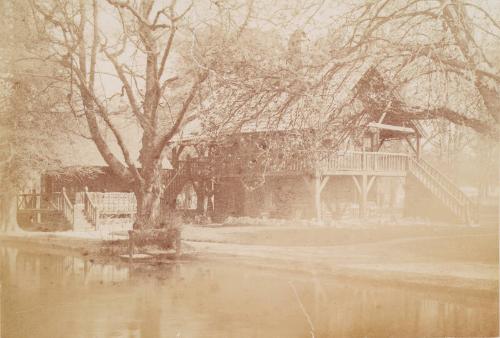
[182, 224, 498, 294]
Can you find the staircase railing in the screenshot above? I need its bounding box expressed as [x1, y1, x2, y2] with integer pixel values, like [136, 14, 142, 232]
[408, 157, 475, 223]
[83, 187, 99, 229]
[49, 192, 61, 210]
[60, 187, 75, 226]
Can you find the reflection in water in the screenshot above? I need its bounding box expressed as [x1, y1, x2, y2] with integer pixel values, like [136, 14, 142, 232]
[1, 246, 498, 338]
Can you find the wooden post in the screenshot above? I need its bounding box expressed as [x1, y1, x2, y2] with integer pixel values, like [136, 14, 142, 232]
[35, 189, 41, 223]
[372, 130, 380, 152]
[361, 175, 367, 218]
[353, 175, 376, 218]
[128, 230, 134, 262]
[30, 189, 35, 208]
[315, 174, 322, 223]
[370, 129, 380, 152]
[313, 173, 330, 224]
[378, 138, 386, 151]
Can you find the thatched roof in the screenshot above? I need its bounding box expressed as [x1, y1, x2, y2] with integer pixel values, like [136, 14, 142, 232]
[176, 57, 377, 143]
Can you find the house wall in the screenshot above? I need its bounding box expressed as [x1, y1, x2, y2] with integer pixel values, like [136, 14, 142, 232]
[379, 177, 405, 210]
[213, 178, 245, 221]
[268, 177, 314, 219]
[214, 174, 407, 221]
[322, 176, 357, 218]
[241, 184, 266, 217]
[214, 176, 316, 221]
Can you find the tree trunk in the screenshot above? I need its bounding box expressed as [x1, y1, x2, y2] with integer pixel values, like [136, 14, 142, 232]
[0, 189, 21, 232]
[193, 180, 213, 216]
[207, 193, 214, 217]
[195, 183, 206, 215]
[134, 166, 162, 230]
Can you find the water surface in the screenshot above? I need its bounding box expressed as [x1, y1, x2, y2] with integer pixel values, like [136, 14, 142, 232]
[1, 246, 497, 337]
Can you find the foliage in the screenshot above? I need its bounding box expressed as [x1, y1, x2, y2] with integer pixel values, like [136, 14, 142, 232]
[336, 0, 500, 138]
[4, 0, 499, 227]
[0, 0, 74, 190]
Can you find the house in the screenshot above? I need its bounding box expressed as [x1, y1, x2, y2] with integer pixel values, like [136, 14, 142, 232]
[27, 64, 476, 230]
[169, 64, 473, 224]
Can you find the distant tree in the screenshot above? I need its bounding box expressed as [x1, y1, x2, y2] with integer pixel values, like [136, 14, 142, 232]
[0, 0, 74, 231]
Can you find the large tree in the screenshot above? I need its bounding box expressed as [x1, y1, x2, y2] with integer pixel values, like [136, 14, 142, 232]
[27, 0, 336, 228]
[27, 0, 269, 229]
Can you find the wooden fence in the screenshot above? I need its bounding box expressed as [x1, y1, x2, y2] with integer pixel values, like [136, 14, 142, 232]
[83, 188, 136, 230]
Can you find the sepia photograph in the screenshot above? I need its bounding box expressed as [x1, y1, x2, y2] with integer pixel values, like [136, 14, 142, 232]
[0, 0, 499, 336]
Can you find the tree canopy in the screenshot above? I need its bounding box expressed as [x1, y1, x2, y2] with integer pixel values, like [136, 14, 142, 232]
[2, 0, 498, 229]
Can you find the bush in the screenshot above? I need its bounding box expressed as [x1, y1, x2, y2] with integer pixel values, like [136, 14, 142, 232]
[131, 227, 180, 250]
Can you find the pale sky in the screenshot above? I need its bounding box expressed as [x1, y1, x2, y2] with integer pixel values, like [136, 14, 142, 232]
[64, 0, 500, 167]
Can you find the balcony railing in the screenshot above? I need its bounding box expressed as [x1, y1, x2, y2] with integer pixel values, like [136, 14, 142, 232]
[314, 151, 408, 174]
[179, 151, 410, 177]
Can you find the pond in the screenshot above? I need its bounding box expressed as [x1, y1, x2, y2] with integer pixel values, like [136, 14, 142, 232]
[1, 246, 498, 337]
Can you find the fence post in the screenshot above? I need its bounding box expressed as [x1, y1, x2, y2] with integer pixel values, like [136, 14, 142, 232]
[128, 230, 135, 261]
[95, 208, 99, 231]
[72, 204, 75, 229]
[35, 189, 41, 223]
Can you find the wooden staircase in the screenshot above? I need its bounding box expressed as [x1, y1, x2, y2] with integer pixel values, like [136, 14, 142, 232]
[51, 188, 93, 231]
[72, 203, 94, 231]
[407, 157, 475, 224]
